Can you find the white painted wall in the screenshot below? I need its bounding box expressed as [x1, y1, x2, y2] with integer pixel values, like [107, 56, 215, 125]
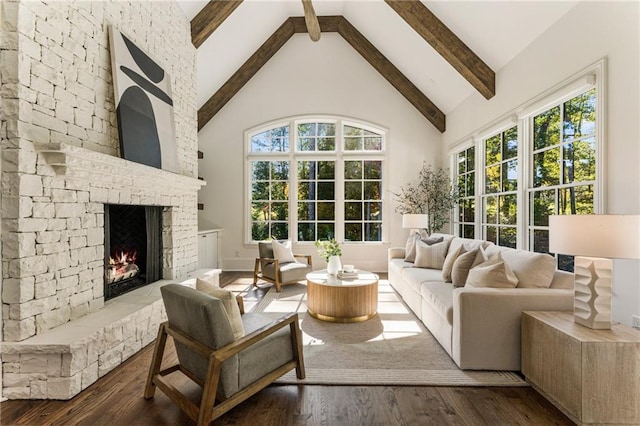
[442, 1, 640, 326]
[198, 33, 442, 272]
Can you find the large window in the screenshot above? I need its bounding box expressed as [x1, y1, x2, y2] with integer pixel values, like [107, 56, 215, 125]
[450, 64, 602, 270]
[247, 117, 385, 243]
[453, 146, 476, 238]
[482, 126, 518, 248]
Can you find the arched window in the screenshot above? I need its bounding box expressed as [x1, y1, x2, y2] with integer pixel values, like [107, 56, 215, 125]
[246, 116, 386, 244]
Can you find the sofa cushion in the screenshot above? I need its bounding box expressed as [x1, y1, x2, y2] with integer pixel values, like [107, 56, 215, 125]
[389, 258, 415, 276]
[414, 238, 451, 269]
[402, 267, 443, 294]
[451, 246, 487, 287]
[466, 252, 519, 288]
[485, 245, 555, 288]
[420, 281, 454, 325]
[404, 233, 444, 262]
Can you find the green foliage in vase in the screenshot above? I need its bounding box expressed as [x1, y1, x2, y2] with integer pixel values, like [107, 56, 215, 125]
[314, 239, 342, 261]
[394, 163, 459, 235]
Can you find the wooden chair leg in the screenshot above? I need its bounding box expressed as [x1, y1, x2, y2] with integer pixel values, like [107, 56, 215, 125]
[144, 323, 168, 399]
[252, 259, 260, 287]
[290, 319, 306, 379]
[197, 356, 223, 426]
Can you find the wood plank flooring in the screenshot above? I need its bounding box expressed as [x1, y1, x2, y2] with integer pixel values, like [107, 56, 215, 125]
[0, 272, 572, 425]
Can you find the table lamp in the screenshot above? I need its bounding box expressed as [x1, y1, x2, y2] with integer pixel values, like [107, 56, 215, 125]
[549, 214, 640, 329]
[402, 214, 429, 236]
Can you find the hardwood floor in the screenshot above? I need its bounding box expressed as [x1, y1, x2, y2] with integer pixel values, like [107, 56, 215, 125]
[0, 272, 572, 425]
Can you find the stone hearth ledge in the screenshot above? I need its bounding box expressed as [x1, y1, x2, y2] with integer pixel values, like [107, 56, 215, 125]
[1, 268, 221, 400]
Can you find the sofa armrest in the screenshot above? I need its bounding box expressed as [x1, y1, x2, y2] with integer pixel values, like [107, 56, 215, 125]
[388, 247, 405, 261]
[452, 287, 573, 371]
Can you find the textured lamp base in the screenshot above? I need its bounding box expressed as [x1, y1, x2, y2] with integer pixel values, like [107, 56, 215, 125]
[574, 256, 612, 329]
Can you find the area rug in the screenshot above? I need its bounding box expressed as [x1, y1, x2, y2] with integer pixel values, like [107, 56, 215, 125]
[226, 279, 527, 387]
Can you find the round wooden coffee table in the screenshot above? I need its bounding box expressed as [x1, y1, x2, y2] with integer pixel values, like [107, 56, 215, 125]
[306, 269, 379, 323]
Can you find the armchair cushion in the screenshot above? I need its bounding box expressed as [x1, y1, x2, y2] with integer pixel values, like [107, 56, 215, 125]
[263, 261, 312, 283]
[196, 278, 245, 340]
[272, 239, 296, 263]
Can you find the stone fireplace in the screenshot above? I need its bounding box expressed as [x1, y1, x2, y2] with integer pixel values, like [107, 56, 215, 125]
[1, 0, 200, 399]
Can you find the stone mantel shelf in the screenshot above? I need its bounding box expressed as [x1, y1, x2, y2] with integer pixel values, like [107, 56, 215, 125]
[36, 142, 206, 190]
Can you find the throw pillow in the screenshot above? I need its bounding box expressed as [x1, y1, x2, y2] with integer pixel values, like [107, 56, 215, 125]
[404, 234, 444, 262]
[196, 278, 245, 340]
[466, 252, 519, 288]
[442, 244, 465, 283]
[451, 246, 487, 287]
[414, 238, 449, 269]
[272, 239, 296, 264]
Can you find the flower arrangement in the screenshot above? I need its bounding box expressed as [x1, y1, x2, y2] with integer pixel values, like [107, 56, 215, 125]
[314, 239, 342, 261]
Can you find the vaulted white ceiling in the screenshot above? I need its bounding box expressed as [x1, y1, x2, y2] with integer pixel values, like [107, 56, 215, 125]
[177, 0, 579, 115]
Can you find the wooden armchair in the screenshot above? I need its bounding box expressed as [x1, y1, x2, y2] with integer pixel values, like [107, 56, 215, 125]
[253, 242, 313, 292]
[144, 284, 305, 425]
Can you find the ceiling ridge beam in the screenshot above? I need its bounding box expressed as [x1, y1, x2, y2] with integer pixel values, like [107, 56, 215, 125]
[336, 17, 445, 132]
[198, 18, 296, 131]
[385, 0, 495, 100]
[197, 15, 445, 133]
[191, 0, 244, 48]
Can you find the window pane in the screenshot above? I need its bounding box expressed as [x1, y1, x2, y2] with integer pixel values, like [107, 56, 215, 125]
[466, 172, 475, 196]
[345, 202, 362, 220]
[317, 137, 335, 151]
[298, 137, 315, 151]
[298, 161, 312, 180]
[345, 223, 362, 241]
[252, 222, 269, 241]
[502, 159, 518, 192]
[533, 106, 560, 150]
[499, 194, 517, 225]
[531, 190, 555, 226]
[318, 161, 335, 179]
[317, 202, 335, 220]
[344, 125, 363, 136]
[499, 227, 517, 248]
[563, 88, 596, 142]
[251, 202, 268, 221]
[317, 182, 335, 200]
[558, 254, 575, 272]
[251, 161, 270, 180]
[364, 137, 382, 151]
[317, 223, 335, 240]
[559, 185, 594, 215]
[345, 181, 362, 200]
[364, 181, 381, 200]
[365, 223, 382, 241]
[364, 161, 382, 179]
[271, 202, 288, 220]
[252, 182, 269, 200]
[485, 165, 500, 193]
[365, 202, 382, 221]
[458, 151, 466, 174]
[563, 138, 595, 183]
[533, 229, 549, 254]
[271, 161, 289, 179]
[533, 148, 560, 187]
[344, 137, 361, 151]
[344, 161, 362, 179]
[467, 146, 475, 172]
[298, 123, 316, 137]
[297, 181, 314, 200]
[463, 225, 475, 239]
[485, 135, 501, 165]
[485, 196, 498, 224]
[298, 223, 315, 241]
[463, 199, 475, 223]
[272, 182, 288, 200]
[503, 127, 518, 160]
[317, 123, 335, 136]
[485, 225, 497, 244]
[270, 223, 288, 240]
[251, 126, 289, 152]
[298, 202, 312, 220]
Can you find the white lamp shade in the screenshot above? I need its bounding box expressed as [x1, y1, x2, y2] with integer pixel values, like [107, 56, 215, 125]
[402, 214, 429, 229]
[548, 215, 640, 259]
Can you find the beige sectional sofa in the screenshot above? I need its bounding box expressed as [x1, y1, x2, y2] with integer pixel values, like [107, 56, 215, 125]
[388, 233, 574, 371]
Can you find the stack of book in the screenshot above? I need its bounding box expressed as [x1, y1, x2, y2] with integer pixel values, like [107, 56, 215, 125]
[337, 270, 358, 279]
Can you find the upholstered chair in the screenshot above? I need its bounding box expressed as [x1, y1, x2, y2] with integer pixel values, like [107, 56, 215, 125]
[253, 241, 313, 292]
[144, 284, 305, 425]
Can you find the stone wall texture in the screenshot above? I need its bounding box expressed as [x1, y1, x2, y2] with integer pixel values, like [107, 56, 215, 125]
[1, 0, 200, 399]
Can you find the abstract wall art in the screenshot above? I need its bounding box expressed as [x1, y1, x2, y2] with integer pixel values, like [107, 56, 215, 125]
[109, 26, 179, 173]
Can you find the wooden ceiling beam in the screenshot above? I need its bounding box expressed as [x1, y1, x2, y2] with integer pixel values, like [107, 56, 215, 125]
[198, 19, 296, 130]
[385, 0, 495, 100]
[191, 0, 243, 48]
[337, 17, 445, 132]
[198, 16, 446, 133]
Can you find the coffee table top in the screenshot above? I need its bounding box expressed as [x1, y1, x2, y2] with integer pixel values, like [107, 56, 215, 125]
[306, 269, 378, 287]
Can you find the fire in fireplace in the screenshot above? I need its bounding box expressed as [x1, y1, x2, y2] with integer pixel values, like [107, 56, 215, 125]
[104, 204, 163, 300]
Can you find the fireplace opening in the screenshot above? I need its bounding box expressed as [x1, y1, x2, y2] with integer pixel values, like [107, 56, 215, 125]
[104, 204, 163, 301]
